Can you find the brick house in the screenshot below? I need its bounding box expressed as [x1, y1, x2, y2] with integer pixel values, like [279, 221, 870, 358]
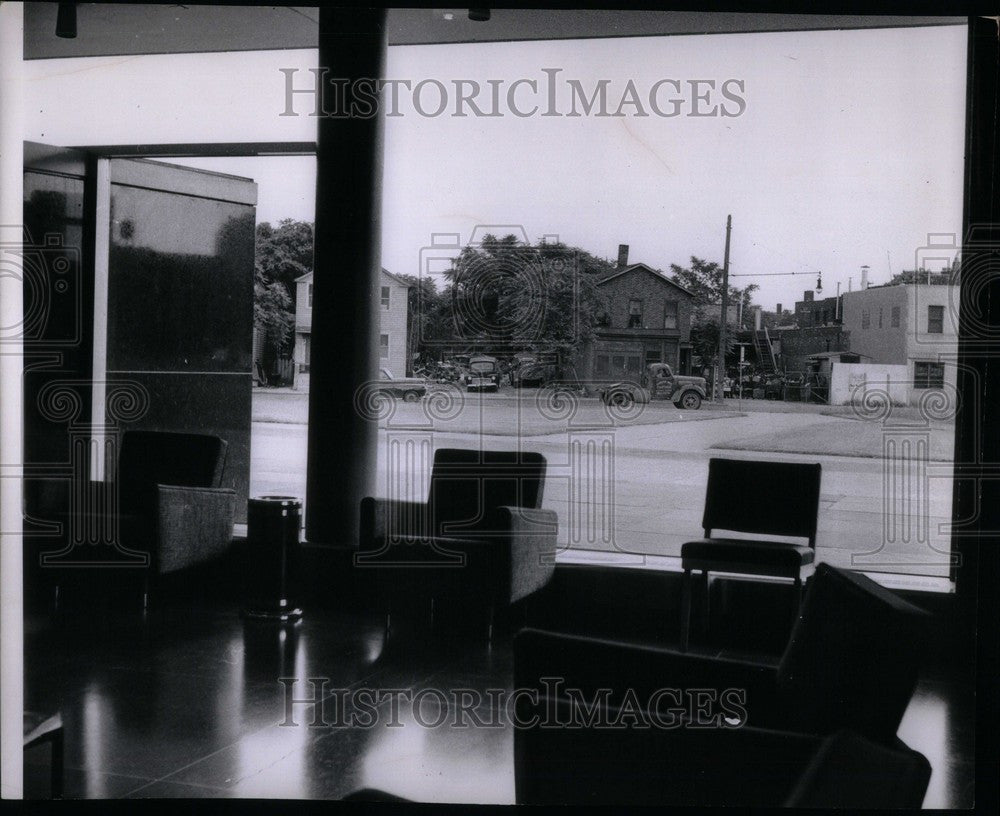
[293, 268, 411, 390]
[577, 248, 695, 383]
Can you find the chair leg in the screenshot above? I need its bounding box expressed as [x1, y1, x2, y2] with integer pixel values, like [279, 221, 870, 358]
[487, 602, 496, 643]
[680, 569, 693, 652]
[791, 575, 804, 633]
[142, 574, 150, 612]
[699, 570, 711, 642]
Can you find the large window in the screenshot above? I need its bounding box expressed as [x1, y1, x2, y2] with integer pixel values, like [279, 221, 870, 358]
[379, 333, 390, 358]
[381, 286, 391, 309]
[373, 21, 965, 584]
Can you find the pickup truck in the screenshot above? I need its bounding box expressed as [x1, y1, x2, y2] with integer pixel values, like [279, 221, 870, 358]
[597, 363, 707, 410]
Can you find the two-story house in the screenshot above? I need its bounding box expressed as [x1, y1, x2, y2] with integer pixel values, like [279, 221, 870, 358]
[579, 246, 695, 383]
[293, 268, 411, 390]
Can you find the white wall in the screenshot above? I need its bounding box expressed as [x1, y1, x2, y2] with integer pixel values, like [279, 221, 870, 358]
[830, 362, 911, 406]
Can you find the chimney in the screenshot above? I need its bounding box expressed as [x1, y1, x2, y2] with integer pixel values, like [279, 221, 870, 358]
[861, 266, 869, 289]
[754, 306, 762, 331]
[804, 291, 814, 302]
[776, 303, 782, 315]
[617, 244, 629, 269]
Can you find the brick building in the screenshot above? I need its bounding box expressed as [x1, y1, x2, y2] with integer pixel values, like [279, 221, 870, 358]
[577, 247, 695, 382]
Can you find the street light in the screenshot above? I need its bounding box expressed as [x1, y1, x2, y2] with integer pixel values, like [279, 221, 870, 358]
[815, 271, 823, 294]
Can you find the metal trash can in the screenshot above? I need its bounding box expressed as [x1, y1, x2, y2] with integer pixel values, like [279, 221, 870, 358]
[242, 495, 303, 622]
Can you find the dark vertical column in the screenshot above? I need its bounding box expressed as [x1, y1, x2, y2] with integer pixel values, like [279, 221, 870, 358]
[306, 8, 386, 545]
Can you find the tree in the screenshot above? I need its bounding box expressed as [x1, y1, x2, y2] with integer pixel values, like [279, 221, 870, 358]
[253, 219, 314, 367]
[389, 272, 454, 370]
[670, 256, 758, 327]
[443, 235, 612, 361]
[255, 219, 314, 300]
[671, 256, 757, 380]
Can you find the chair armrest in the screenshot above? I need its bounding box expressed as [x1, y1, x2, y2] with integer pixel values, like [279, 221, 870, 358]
[784, 729, 932, 808]
[359, 496, 430, 548]
[156, 484, 236, 575]
[498, 506, 558, 603]
[514, 627, 779, 719]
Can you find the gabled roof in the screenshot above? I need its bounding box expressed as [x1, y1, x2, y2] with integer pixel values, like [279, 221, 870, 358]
[598, 263, 694, 297]
[294, 267, 412, 287]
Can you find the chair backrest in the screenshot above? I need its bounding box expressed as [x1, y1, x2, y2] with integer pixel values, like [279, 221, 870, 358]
[428, 448, 546, 536]
[116, 431, 228, 514]
[702, 457, 822, 546]
[776, 563, 930, 743]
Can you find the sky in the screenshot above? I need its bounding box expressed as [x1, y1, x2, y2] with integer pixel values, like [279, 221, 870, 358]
[123, 23, 966, 312]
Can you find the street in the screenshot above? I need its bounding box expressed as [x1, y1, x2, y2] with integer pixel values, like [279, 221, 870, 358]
[251, 390, 956, 580]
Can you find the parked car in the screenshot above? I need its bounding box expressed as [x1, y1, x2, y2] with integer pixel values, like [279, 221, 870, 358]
[378, 368, 426, 402]
[464, 354, 501, 392]
[597, 363, 707, 410]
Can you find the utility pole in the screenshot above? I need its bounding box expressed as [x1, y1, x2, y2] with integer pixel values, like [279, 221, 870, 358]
[717, 214, 732, 403]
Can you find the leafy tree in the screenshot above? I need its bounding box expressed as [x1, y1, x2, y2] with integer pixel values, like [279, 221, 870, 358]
[253, 219, 313, 362]
[255, 219, 314, 300]
[669, 256, 758, 327]
[443, 235, 612, 361]
[389, 272, 455, 371]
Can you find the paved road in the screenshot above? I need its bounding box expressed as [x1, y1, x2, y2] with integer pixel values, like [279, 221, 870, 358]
[251, 393, 955, 581]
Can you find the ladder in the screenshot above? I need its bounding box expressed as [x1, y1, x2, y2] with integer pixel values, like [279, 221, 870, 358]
[753, 326, 778, 376]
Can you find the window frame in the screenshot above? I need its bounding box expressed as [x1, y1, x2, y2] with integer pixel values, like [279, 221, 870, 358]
[914, 360, 945, 389]
[928, 304, 945, 333]
[663, 299, 678, 330]
[628, 298, 643, 329]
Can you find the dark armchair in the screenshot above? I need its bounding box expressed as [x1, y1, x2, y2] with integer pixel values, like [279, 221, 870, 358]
[513, 563, 932, 806]
[358, 448, 558, 637]
[51, 430, 236, 608]
[515, 563, 930, 745]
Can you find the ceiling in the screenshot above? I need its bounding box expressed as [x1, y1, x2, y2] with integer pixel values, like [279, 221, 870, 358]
[24, 4, 967, 60]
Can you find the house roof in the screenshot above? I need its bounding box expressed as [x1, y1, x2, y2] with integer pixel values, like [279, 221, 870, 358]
[294, 268, 412, 287]
[597, 263, 694, 297]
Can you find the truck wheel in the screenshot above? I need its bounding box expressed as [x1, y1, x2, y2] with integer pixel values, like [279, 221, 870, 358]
[609, 390, 634, 409]
[678, 391, 702, 410]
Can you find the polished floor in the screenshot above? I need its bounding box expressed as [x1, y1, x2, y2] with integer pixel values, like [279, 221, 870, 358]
[23, 590, 976, 806]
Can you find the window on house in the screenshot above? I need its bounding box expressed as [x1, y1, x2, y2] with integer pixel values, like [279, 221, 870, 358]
[664, 300, 678, 329]
[862, 309, 870, 329]
[645, 349, 661, 365]
[308, 282, 313, 308]
[878, 308, 883, 329]
[891, 306, 901, 327]
[628, 299, 643, 328]
[914, 361, 945, 389]
[928, 304, 944, 333]
[379, 333, 389, 358]
[595, 354, 610, 376]
[381, 286, 390, 309]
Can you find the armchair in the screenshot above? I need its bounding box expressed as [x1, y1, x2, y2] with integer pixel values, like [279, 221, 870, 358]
[514, 563, 930, 745]
[50, 430, 236, 609]
[358, 448, 558, 637]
